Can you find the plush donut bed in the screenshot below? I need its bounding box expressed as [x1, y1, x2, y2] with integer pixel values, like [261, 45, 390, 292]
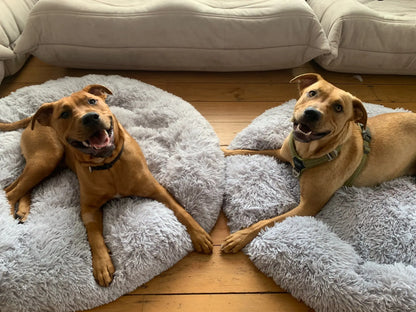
[224, 100, 416, 312]
[0, 75, 224, 312]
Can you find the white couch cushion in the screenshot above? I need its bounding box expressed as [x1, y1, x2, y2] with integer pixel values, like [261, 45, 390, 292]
[0, 0, 37, 83]
[308, 0, 416, 75]
[15, 0, 329, 71]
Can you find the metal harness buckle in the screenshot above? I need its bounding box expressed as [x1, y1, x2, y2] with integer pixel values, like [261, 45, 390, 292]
[326, 149, 339, 161]
[292, 156, 305, 178]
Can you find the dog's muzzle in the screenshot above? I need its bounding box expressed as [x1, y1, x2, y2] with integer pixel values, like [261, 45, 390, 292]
[293, 107, 330, 143]
[67, 116, 115, 158]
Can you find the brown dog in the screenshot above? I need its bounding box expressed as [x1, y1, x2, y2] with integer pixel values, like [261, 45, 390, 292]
[221, 73, 416, 253]
[0, 85, 213, 286]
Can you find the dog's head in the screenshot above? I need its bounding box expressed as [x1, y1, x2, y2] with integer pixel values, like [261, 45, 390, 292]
[32, 85, 117, 158]
[290, 73, 367, 143]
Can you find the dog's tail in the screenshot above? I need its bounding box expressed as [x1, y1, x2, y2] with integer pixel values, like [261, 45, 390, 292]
[0, 117, 32, 131]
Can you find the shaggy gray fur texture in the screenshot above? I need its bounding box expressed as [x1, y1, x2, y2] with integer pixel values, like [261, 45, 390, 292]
[224, 100, 416, 312]
[0, 75, 224, 312]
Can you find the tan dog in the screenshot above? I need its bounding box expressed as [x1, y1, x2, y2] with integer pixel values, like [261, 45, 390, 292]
[0, 85, 213, 286]
[221, 73, 416, 253]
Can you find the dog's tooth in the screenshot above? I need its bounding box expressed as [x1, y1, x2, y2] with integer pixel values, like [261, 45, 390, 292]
[82, 141, 90, 147]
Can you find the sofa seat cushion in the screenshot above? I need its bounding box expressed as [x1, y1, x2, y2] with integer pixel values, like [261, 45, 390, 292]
[14, 0, 329, 71]
[0, 0, 37, 84]
[308, 0, 416, 75]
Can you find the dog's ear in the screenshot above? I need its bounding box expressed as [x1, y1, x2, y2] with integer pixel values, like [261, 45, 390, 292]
[352, 97, 367, 126]
[31, 103, 54, 130]
[84, 85, 113, 99]
[290, 73, 323, 92]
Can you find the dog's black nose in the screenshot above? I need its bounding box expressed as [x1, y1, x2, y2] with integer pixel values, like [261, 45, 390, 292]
[82, 112, 100, 126]
[303, 107, 322, 123]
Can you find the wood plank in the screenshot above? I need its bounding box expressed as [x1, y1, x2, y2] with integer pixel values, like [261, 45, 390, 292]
[192, 102, 279, 123]
[159, 83, 416, 103]
[133, 246, 282, 295]
[19, 57, 416, 86]
[0, 82, 27, 98]
[85, 293, 312, 312]
[210, 211, 230, 245]
[210, 122, 249, 146]
[4, 68, 415, 105]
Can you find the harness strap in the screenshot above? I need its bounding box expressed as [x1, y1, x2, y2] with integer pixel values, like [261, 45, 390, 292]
[343, 124, 371, 187]
[289, 132, 341, 178]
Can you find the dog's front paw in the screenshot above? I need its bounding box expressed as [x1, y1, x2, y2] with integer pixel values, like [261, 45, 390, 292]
[92, 253, 115, 287]
[190, 227, 213, 254]
[220, 228, 255, 254]
[221, 147, 239, 156]
[14, 201, 31, 223]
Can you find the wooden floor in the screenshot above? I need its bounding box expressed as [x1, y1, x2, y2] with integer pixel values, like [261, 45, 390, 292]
[1, 57, 415, 312]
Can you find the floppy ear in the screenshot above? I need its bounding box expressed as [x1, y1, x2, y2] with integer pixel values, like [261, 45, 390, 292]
[352, 97, 367, 127]
[290, 73, 323, 93]
[31, 103, 54, 130]
[83, 84, 113, 99]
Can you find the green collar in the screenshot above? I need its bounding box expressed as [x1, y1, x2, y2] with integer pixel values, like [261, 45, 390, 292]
[289, 123, 371, 187]
[289, 132, 341, 178]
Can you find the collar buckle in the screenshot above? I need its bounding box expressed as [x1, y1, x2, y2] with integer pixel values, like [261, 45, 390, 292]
[292, 156, 305, 178]
[326, 149, 339, 161]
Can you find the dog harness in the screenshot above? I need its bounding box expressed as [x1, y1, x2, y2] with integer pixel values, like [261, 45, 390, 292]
[290, 123, 371, 187]
[343, 124, 371, 187]
[89, 143, 124, 173]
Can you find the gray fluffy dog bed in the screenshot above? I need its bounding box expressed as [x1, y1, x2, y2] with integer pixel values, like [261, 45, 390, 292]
[224, 100, 416, 312]
[0, 75, 224, 312]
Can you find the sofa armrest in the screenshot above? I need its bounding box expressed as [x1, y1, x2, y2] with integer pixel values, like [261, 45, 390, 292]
[0, 0, 38, 84]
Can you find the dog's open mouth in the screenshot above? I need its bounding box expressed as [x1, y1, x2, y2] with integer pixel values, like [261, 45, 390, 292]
[293, 122, 330, 143]
[67, 126, 115, 158]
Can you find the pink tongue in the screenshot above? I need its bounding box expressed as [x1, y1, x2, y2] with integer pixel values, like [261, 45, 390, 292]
[89, 130, 110, 149]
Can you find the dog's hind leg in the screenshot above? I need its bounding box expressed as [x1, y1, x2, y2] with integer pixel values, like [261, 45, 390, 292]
[14, 193, 31, 222]
[5, 127, 64, 222]
[6, 154, 62, 221]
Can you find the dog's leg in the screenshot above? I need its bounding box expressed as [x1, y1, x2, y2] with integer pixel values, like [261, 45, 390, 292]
[222, 147, 279, 158]
[5, 155, 62, 221]
[221, 175, 339, 253]
[5, 127, 64, 222]
[137, 174, 213, 254]
[221, 147, 292, 165]
[80, 202, 115, 287]
[14, 193, 31, 222]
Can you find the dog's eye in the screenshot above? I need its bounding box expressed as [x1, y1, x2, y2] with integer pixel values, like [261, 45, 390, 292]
[333, 103, 343, 113]
[307, 90, 317, 98]
[59, 111, 71, 119]
[88, 99, 97, 105]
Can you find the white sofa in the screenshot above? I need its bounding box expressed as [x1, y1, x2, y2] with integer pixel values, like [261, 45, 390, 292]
[1, 0, 416, 85]
[0, 0, 38, 84]
[13, 0, 329, 72]
[308, 0, 416, 75]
